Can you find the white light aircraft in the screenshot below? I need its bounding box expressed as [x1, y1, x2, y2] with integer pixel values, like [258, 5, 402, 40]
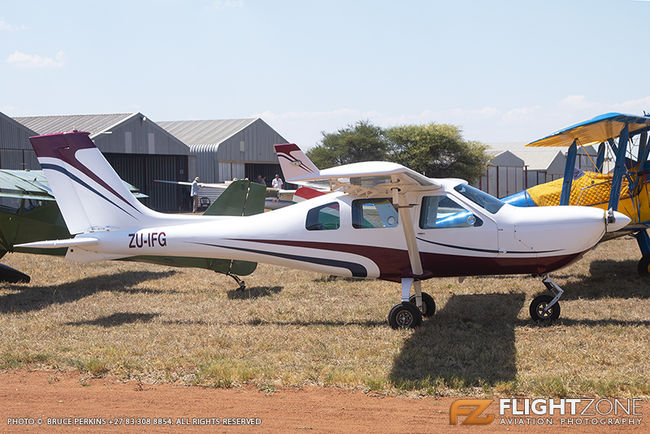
[18, 132, 630, 328]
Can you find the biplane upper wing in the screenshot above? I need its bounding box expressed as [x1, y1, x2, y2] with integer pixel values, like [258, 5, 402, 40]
[527, 112, 650, 147]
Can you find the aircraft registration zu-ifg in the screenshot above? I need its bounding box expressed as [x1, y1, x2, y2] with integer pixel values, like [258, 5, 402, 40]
[18, 132, 630, 328]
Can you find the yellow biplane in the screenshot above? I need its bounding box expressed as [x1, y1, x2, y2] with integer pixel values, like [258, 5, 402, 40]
[503, 113, 650, 276]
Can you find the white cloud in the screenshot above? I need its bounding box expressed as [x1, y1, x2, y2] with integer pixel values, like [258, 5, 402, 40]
[0, 18, 27, 31]
[6, 50, 65, 69]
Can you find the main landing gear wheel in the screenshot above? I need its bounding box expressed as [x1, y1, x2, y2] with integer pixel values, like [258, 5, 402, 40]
[388, 302, 422, 329]
[638, 255, 650, 277]
[529, 294, 561, 322]
[409, 292, 436, 317]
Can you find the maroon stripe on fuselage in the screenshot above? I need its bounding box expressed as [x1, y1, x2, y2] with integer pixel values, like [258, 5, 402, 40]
[234, 239, 584, 282]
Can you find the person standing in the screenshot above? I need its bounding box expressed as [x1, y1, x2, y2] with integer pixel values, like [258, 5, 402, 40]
[271, 173, 284, 189]
[191, 177, 200, 213]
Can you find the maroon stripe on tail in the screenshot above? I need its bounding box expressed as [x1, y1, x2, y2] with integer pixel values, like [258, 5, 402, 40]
[29, 131, 140, 214]
[274, 143, 300, 153]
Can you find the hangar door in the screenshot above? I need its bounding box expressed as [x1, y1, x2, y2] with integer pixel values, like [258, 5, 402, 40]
[105, 153, 188, 212]
[245, 163, 282, 187]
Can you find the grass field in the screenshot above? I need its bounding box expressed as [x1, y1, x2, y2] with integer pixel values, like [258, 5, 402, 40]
[0, 236, 648, 397]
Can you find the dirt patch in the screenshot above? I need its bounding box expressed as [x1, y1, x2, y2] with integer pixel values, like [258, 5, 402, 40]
[0, 371, 646, 433]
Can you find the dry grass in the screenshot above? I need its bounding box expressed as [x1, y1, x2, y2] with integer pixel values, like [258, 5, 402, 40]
[0, 236, 647, 397]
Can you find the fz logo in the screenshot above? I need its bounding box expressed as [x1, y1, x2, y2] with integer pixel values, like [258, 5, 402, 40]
[128, 231, 167, 249]
[449, 399, 494, 425]
[290, 160, 302, 167]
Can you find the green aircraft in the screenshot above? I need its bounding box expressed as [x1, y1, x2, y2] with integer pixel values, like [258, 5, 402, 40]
[0, 170, 265, 287]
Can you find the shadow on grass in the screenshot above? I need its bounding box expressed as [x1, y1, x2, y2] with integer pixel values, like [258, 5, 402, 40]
[161, 319, 386, 327]
[227, 286, 282, 300]
[516, 318, 650, 327]
[65, 312, 161, 327]
[390, 293, 525, 390]
[554, 259, 647, 300]
[0, 270, 176, 314]
[313, 276, 363, 283]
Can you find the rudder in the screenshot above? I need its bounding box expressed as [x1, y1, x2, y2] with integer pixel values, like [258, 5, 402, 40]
[274, 143, 320, 182]
[30, 131, 156, 234]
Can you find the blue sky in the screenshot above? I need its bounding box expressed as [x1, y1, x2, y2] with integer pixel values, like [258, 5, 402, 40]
[1, 0, 649, 148]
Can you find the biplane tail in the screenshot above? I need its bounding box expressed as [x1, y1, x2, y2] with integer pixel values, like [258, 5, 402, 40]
[29, 131, 159, 234]
[274, 143, 320, 182]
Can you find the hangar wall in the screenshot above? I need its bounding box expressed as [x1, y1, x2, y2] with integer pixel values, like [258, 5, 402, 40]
[160, 118, 287, 185]
[0, 112, 38, 170]
[7, 113, 190, 212]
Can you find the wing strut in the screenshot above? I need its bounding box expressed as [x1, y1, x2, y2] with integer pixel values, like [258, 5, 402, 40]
[559, 139, 577, 205]
[609, 124, 630, 211]
[392, 184, 425, 309]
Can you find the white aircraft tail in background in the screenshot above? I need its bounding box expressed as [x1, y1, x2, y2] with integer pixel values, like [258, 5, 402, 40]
[274, 143, 320, 181]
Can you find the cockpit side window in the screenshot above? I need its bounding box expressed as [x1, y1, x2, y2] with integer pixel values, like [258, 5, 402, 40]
[419, 195, 483, 229]
[352, 198, 399, 229]
[306, 202, 340, 231]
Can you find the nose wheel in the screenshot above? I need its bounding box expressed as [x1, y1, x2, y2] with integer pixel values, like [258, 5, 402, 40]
[529, 275, 564, 322]
[529, 294, 561, 321]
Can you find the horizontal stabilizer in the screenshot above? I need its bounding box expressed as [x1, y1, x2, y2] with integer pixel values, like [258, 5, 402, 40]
[294, 186, 325, 202]
[15, 237, 99, 249]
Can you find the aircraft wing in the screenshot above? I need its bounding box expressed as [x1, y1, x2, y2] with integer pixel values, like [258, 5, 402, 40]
[0, 169, 147, 200]
[0, 169, 53, 200]
[527, 112, 650, 147]
[288, 161, 442, 197]
[153, 179, 231, 189]
[0, 191, 56, 201]
[274, 143, 442, 197]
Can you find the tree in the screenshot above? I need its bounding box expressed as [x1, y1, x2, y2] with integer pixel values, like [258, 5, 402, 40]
[385, 123, 489, 183]
[306, 120, 390, 169]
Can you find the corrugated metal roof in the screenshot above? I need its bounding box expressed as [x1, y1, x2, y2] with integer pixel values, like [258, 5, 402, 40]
[508, 149, 564, 170]
[489, 150, 525, 167]
[488, 142, 596, 155]
[14, 113, 137, 136]
[488, 142, 597, 170]
[0, 112, 37, 136]
[158, 118, 257, 149]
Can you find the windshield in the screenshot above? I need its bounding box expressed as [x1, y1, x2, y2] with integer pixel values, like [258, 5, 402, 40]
[453, 184, 505, 214]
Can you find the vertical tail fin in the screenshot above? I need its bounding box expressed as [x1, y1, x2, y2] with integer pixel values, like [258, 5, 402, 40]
[274, 143, 320, 182]
[202, 179, 266, 216]
[29, 131, 156, 234]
